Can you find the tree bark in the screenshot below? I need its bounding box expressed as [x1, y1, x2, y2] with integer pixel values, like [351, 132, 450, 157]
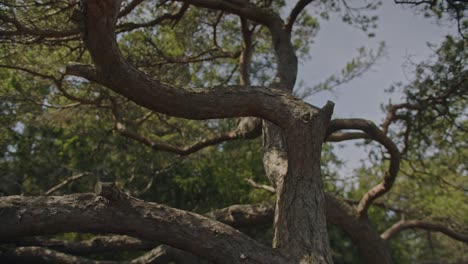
[0, 191, 288, 264]
[272, 103, 334, 263]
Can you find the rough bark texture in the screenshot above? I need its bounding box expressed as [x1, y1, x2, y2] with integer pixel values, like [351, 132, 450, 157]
[0, 190, 289, 264]
[0, 191, 394, 264]
[273, 103, 334, 263]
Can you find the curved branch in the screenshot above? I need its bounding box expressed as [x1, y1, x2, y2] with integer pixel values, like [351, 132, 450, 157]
[0, 185, 289, 264]
[114, 114, 261, 156]
[381, 103, 420, 135]
[285, 0, 314, 33]
[65, 0, 316, 128]
[325, 131, 368, 142]
[381, 220, 468, 243]
[327, 118, 401, 216]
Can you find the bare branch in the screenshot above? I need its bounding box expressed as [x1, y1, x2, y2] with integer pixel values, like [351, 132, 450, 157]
[0, 64, 57, 81]
[327, 119, 401, 216]
[381, 220, 468, 243]
[45, 173, 92, 196]
[0, 14, 78, 39]
[130, 244, 205, 264]
[244, 178, 275, 193]
[285, 0, 314, 33]
[118, 3, 189, 32]
[112, 105, 261, 156]
[381, 103, 421, 135]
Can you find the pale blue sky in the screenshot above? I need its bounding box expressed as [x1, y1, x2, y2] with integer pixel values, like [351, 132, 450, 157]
[296, 1, 456, 174]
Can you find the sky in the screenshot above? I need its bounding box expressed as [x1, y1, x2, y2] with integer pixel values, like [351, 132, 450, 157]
[296, 1, 457, 174]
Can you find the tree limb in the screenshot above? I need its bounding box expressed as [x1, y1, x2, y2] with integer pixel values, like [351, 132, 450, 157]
[244, 178, 276, 193]
[285, 0, 314, 33]
[45, 173, 92, 196]
[65, 0, 317, 128]
[0, 185, 289, 264]
[327, 118, 401, 216]
[2, 190, 398, 263]
[381, 220, 468, 243]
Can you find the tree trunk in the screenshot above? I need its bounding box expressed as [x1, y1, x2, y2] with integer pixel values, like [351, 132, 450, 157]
[272, 103, 334, 263]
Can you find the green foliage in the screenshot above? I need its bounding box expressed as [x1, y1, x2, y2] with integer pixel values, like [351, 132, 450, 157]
[349, 37, 468, 262]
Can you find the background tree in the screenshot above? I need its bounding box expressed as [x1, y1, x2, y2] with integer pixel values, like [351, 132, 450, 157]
[0, 0, 466, 263]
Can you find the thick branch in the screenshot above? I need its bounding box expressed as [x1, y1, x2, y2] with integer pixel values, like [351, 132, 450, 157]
[177, 0, 278, 26]
[2, 191, 396, 263]
[0, 188, 288, 263]
[381, 220, 468, 243]
[65, 0, 313, 127]
[325, 132, 368, 142]
[327, 118, 401, 216]
[206, 203, 274, 228]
